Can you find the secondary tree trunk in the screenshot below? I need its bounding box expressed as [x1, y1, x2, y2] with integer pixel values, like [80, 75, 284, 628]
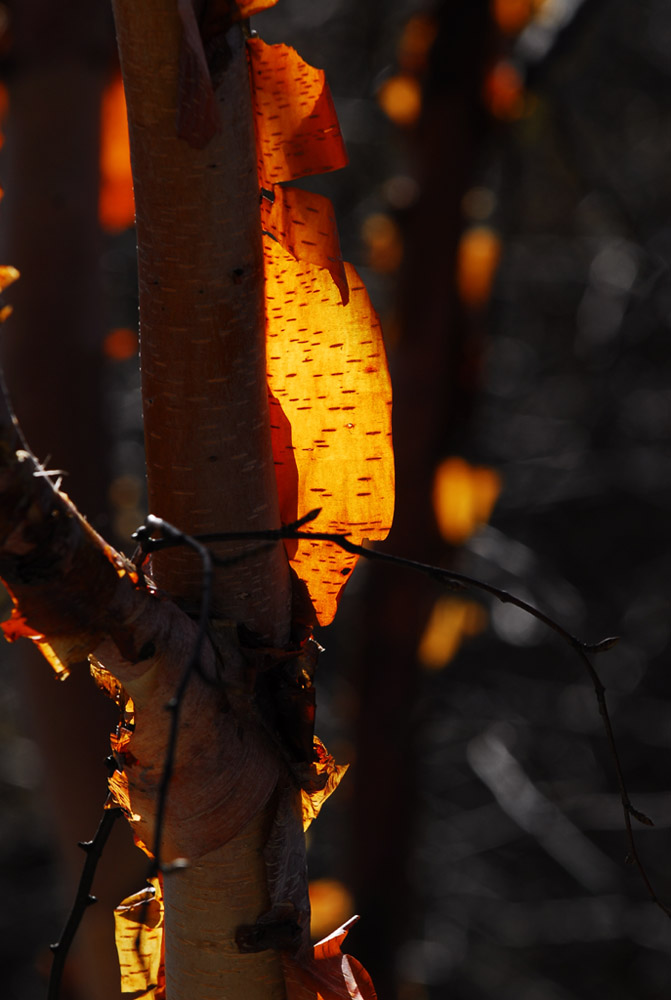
[1, 4, 145, 998]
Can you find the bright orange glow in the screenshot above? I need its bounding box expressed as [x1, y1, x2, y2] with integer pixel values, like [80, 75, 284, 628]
[361, 213, 403, 274]
[0, 265, 19, 291]
[492, 0, 540, 35]
[484, 59, 526, 120]
[115, 877, 164, 996]
[433, 456, 501, 545]
[309, 879, 355, 942]
[103, 326, 138, 361]
[418, 597, 487, 669]
[247, 39, 348, 187]
[99, 73, 135, 232]
[456, 225, 502, 308]
[235, 0, 279, 15]
[398, 14, 438, 74]
[377, 73, 422, 127]
[264, 236, 394, 626]
[261, 186, 348, 303]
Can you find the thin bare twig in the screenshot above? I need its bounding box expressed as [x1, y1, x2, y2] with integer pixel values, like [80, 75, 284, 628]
[135, 507, 670, 920]
[48, 803, 122, 1000]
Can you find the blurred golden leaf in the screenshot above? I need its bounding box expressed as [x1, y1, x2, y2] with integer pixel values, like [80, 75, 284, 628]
[362, 213, 403, 274]
[483, 59, 526, 121]
[397, 14, 438, 74]
[492, 0, 545, 35]
[418, 597, 487, 670]
[456, 225, 502, 308]
[0, 265, 20, 291]
[432, 456, 501, 545]
[377, 74, 422, 127]
[309, 879, 354, 942]
[99, 73, 134, 232]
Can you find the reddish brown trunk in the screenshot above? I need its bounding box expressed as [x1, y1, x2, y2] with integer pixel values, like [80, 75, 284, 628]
[0, 5, 144, 998]
[350, 4, 493, 996]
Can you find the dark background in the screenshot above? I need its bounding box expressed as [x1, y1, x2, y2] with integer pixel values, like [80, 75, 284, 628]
[2, 1, 671, 998]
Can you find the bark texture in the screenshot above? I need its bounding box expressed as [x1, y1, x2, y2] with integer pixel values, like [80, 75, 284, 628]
[109, 2, 296, 997]
[112, 0, 291, 638]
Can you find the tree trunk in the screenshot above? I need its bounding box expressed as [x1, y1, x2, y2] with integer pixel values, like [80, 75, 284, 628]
[112, 0, 291, 635]
[1, 4, 145, 998]
[109, 1, 294, 997]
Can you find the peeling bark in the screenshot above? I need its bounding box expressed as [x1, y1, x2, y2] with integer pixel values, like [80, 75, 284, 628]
[112, 0, 291, 638]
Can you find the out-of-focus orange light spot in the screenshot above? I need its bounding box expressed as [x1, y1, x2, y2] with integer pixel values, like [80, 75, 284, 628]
[104, 326, 137, 361]
[0, 265, 19, 292]
[433, 456, 501, 545]
[99, 73, 135, 233]
[398, 14, 438, 74]
[361, 213, 403, 274]
[309, 879, 354, 942]
[418, 597, 487, 669]
[378, 74, 422, 128]
[484, 59, 526, 121]
[456, 225, 502, 309]
[492, 0, 541, 35]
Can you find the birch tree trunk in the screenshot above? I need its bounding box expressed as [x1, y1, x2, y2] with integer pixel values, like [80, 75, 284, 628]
[109, 2, 294, 997]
